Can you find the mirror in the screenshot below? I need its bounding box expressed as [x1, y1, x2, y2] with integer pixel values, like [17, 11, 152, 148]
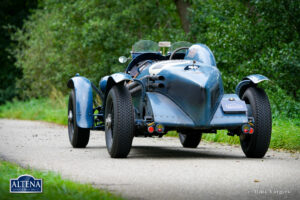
[118, 56, 128, 63]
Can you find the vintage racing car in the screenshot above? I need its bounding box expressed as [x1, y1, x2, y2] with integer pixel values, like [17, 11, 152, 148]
[67, 40, 272, 158]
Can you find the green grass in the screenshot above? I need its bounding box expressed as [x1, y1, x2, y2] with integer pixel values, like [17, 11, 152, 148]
[0, 97, 68, 126]
[0, 97, 299, 151]
[0, 160, 124, 200]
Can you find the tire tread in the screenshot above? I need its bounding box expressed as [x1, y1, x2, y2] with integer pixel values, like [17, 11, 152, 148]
[106, 84, 134, 158]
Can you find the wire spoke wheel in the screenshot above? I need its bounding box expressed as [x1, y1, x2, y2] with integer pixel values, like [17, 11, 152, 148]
[105, 105, 114, 151]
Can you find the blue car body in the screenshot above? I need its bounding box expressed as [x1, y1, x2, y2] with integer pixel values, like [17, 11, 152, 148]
[68, 41, 269, 135]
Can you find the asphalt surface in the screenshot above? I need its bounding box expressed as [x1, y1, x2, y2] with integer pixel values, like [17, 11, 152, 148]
[0, 119, 299, 200]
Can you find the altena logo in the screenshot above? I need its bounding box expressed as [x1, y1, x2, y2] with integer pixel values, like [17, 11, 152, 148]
[10, 174, 42, 193]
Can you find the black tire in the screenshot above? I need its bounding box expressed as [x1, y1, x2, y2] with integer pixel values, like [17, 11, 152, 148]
[68, 89, 90, 148]
[240, 87, 272, 158]
[105, 84, 134, 158]
[179, 131, 202, 148]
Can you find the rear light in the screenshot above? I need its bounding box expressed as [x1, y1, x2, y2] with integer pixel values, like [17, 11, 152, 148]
[148, 126, 154, 133]
[155, 124, 164, 133]
[242, 124, 254, 134]
[147, 123, 164, 134]
[249, 127, 254, 134]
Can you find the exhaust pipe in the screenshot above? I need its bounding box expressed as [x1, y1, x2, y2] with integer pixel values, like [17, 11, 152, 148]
[149, 75, 165, 81]
[149, 83, 165, 89]
[130, 85, 142, 94]
[128, 76, 165, 94]
[126, 81, 139, 90]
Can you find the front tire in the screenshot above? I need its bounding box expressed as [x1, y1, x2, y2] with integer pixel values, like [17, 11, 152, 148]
[68, 89, 90, 148]
[240, 87, 272, 158]
[105, 84, 134, 158]
[179, 131, 202, 148]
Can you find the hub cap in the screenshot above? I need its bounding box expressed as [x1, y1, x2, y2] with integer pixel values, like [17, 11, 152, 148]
[68, 110, 73, 121]
[68, 109, 74, 141]
[106, 114, 112, 129]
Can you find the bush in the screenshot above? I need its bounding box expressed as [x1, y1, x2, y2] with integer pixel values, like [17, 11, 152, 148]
[13, 0, 184, 98]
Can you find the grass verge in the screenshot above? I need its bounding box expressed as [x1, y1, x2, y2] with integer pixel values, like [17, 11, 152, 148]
[0, 160, 124, 200]
[0, 97, 299, 151]
[0, 97, 68, 126]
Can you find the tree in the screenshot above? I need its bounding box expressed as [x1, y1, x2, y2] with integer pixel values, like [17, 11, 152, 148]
[0, 0, 37, 103]
[174, 0, 190, 33]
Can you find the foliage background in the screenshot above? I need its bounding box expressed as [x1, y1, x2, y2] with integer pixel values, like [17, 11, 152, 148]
[0, 0, 37, 104]
[1, 0, 299, 119]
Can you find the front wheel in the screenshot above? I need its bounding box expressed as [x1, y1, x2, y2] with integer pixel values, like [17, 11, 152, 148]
[68, 89, 90, 148]
[105, 84, 134, 158]
[179, 131, 202, 148]
[240, 87, 272, 158]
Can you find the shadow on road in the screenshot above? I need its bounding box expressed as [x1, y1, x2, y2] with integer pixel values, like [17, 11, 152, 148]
[128, 146, 245, 159]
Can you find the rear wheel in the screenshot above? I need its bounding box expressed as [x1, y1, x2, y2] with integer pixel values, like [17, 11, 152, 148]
[105, 84, 134, 158]
[68, 89, 90, 148]
[179, 131, 202, 148]
[240, 87, 272, 158]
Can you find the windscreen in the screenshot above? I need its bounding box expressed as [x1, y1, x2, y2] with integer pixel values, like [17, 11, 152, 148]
[132, 40, 158, 53]
[170, 41, 192, 53]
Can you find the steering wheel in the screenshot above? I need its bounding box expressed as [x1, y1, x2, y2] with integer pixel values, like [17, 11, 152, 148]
[169, 47, 189, 60]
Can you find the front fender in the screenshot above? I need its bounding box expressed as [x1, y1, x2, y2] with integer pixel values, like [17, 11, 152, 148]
[100, 72, 133, 94]
[235, 74, 269, 98]
[67, 76, 93, 128]
[244, 74, 269, 84]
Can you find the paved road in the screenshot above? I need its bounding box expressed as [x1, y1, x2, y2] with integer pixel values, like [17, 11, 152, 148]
[0, 119, 299, 200]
